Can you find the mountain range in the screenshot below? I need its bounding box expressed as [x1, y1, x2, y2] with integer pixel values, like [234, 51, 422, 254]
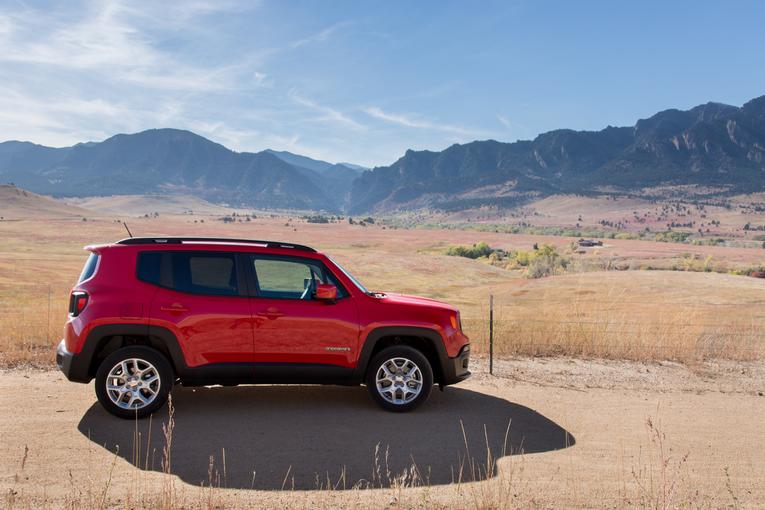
[1, 94, 764, 213]
[0, 130, 364, 211]
[349, 95, 765, 213]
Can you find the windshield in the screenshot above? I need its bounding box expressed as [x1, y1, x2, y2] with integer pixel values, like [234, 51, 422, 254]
[328, 256, 369, 294]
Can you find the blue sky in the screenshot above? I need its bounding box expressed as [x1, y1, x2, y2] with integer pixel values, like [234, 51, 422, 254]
[1, 0, 763, 167]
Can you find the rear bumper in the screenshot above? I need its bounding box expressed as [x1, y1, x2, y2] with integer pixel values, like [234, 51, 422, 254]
[56, 339, 91, 383]
[441, 344, 471, 385]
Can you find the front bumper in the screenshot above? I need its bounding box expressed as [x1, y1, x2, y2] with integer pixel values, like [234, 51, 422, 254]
[441, 344, 471, 385]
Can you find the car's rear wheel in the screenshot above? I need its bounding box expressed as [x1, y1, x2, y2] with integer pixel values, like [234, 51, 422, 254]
[365, 345, 433, 412]
[95, 346, 173, 419]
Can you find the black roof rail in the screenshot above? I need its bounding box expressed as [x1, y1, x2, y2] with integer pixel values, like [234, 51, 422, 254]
[116, 237, 316, 252]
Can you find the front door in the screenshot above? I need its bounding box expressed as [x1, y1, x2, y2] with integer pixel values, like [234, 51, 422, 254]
[247, 254, 359, 380]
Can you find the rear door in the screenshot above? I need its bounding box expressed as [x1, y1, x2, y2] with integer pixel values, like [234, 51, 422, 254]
[144, 251, 254, 368]
[247, 254, 359, 379]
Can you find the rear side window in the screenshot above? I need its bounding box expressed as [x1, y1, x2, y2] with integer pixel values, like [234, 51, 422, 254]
[137, 251, 240, 296]
[78, 253, 99, 283]
[175, 253, 237, 295]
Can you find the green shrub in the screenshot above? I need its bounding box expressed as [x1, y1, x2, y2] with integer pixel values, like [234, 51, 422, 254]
[445, 241, 494, 259]
[654, 231, 691, 243]
[513, 250, 532, 266]
[524, 244, 568, 278]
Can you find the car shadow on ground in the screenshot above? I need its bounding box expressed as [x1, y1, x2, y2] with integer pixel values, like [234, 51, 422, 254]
[78, 385, 574, 490]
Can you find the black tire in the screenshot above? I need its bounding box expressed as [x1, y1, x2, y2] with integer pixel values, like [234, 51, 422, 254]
[95, 346, 173, 419]
[365, 345, 433, 412]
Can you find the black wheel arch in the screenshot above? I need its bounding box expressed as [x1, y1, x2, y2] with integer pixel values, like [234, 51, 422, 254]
[352, 326, 451, 385]
[68, 324, 188, 383]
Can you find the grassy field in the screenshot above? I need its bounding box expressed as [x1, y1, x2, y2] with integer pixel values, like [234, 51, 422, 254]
[403, 191, 765, 240]
[2, 193, 765, 509]
[1, 192, 765, 366]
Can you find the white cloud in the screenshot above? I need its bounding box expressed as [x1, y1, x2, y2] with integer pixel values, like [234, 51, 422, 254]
[497, 114, 511, 128]
[290, 21, 352, 49]
[290, 91, 366, 131]
[0, 1, 471, 167]
[0, 0, 242, 93]
[364, 106, 489, 139]
[253, 72, 268, 85]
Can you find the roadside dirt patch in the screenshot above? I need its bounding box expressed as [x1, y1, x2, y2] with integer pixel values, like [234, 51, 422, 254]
[2, 358, 764, 508]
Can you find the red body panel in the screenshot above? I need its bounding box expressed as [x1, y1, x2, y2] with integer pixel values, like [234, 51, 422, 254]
[149, 286, 253, 367]
[64, 245, 149, 353]
[63, 241, 470, 372]
[250, 297, 359, 367]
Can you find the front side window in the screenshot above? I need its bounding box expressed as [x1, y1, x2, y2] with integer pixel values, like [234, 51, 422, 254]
[252, 256, 345, 300]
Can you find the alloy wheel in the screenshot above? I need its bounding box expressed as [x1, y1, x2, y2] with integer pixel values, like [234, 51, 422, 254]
[105, 358, 161, 410]
[375, 357, 423, 405]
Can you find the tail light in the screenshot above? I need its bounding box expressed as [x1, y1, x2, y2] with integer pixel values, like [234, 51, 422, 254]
[69, 291, 89, 316]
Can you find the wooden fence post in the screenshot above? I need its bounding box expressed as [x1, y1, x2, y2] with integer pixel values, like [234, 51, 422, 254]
[489, 294, 494, 375]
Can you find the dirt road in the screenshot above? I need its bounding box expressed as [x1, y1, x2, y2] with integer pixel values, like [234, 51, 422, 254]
[1, 358, 764, 508]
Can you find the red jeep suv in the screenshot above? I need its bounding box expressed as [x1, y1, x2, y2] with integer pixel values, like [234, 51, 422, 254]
[56, 237, 471, 418]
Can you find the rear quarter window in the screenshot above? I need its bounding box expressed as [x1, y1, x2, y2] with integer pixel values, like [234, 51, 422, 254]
[78, 253, 99, 283]
[136, 252, 163, 285]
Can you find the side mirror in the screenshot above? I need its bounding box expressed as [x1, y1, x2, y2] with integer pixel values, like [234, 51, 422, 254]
[315, 283, 338, 302]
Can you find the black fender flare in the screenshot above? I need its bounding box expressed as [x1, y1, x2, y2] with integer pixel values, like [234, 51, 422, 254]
[69, 324, 188, 382]
[351, 326, 450, 384]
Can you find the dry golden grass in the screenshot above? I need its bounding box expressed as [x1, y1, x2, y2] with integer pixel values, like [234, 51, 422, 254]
[462, 271, 765, 363]
[1, 208, 764, 366]
[0, 185, 91, 219]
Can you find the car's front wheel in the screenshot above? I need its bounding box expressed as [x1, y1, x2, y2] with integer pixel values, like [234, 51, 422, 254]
[365, 345, 433, 412]
[95, 346, 173, 419]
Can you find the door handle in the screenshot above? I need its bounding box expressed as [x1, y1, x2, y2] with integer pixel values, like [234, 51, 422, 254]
[160, 304, 189, 313]
[256, 307, 283, 319]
